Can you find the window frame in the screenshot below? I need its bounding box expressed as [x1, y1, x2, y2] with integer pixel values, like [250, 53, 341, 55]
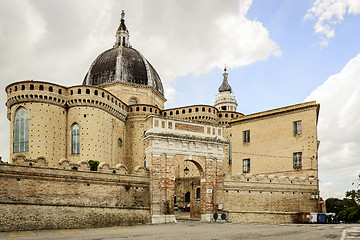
[129, 98, 138, 105]
[293, 120, 302, 135]
[71, 124, 80, 154]
[243, 158, 250, 173]
[243, 130, 250, 143]
[13, 107, 29, 153]
[293, 152, 302, 169]
[229, 134, 232, 165]
[195, 186, 201, 200]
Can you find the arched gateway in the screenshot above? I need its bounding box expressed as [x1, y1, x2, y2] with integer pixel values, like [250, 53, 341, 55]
[143, 116, 227, 223]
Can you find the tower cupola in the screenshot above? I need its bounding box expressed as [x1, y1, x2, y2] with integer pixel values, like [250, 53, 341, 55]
[218, 68, 232, 93]
[214, 67, 238, 112]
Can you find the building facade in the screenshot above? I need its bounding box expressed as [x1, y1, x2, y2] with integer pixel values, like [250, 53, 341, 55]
[3, 11, 320, 227]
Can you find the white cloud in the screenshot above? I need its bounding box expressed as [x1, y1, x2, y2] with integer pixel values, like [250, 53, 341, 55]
[128, 0, 281, 100]
[0, 0, 281, 162]
[305, 0, 360, 47]
[306, 53, 360, 198]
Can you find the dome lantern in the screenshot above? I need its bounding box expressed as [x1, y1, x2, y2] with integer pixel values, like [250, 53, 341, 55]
[114, 10, 130, 48]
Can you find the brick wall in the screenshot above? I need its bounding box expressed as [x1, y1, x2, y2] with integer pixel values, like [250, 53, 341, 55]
[223, 173, 320, 223]
[0, 162, 150, 231]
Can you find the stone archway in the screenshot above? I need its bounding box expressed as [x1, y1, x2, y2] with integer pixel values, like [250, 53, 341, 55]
[143, 117, 227, 224]
[175, 158, 204, 219]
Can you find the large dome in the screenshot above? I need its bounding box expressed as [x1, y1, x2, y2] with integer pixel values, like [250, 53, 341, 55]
[82, 11, 164, 96]
[83, 47, 164, 96]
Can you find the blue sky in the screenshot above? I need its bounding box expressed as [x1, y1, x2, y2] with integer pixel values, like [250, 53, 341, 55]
[0, 0, 359, 199]
[171, 0, 360, 114]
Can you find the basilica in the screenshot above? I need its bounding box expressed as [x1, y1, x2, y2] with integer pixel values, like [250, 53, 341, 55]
[2, 11, 321, 229]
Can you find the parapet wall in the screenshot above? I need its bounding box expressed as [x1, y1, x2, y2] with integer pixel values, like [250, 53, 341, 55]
[162, 105, 219, 124]
[222, 173, 320, 223]
[0, 157, 151, 231]
[6, 81, 128, 121]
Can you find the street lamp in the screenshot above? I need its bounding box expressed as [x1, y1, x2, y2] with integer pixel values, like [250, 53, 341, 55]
[184, 161, 189, 175]
[311, 192, 319, 200]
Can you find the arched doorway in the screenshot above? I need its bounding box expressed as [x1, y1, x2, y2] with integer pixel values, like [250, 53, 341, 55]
[174, 159, 202, 220]
[185, 192, 190, 203]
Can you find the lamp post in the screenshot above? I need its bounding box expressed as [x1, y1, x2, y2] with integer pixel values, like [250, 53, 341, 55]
[184, 161, 189, 175]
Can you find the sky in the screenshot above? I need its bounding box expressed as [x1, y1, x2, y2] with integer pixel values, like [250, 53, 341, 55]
[0, 0, 359, 200]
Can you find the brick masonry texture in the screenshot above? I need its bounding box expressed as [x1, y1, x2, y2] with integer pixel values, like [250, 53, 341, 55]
[223, 173, 320, 223]
[0, 161, 150, 231]
[174, 122, 204, 133]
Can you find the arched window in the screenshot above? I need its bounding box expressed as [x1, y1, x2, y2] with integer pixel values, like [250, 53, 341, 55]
[144, 157, 146, 168]
[71, 124, 80, 154]
[129, 98, 138, 105]
[13, 107, 29, 153]
[195, 187, 201, 199]
[229, 134, 232, 165]
[185, 192, 190, 203]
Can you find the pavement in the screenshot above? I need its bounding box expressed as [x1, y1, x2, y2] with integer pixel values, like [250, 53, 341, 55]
[0, 221, 359, 240]
[341, 227, 360, 239]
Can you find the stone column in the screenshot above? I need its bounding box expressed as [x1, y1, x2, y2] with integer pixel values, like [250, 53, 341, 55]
[200, 156, 215, 222]
[214, 158, 224, 214]
[199, 156, 224, 222]
[148, 152, 176, 224]
[164, 154, 176, 222]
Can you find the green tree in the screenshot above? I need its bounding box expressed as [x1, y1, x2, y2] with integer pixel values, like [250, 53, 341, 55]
[88, 160, 100, 171]
[326, 198, 345, 215]
[326, 174, 360, 223]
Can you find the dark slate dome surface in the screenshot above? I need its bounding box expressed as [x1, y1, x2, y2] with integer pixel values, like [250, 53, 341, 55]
[83, 46, 164, 96]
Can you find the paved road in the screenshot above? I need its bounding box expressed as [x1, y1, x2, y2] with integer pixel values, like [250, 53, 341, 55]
[0, 221, 359, 240]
